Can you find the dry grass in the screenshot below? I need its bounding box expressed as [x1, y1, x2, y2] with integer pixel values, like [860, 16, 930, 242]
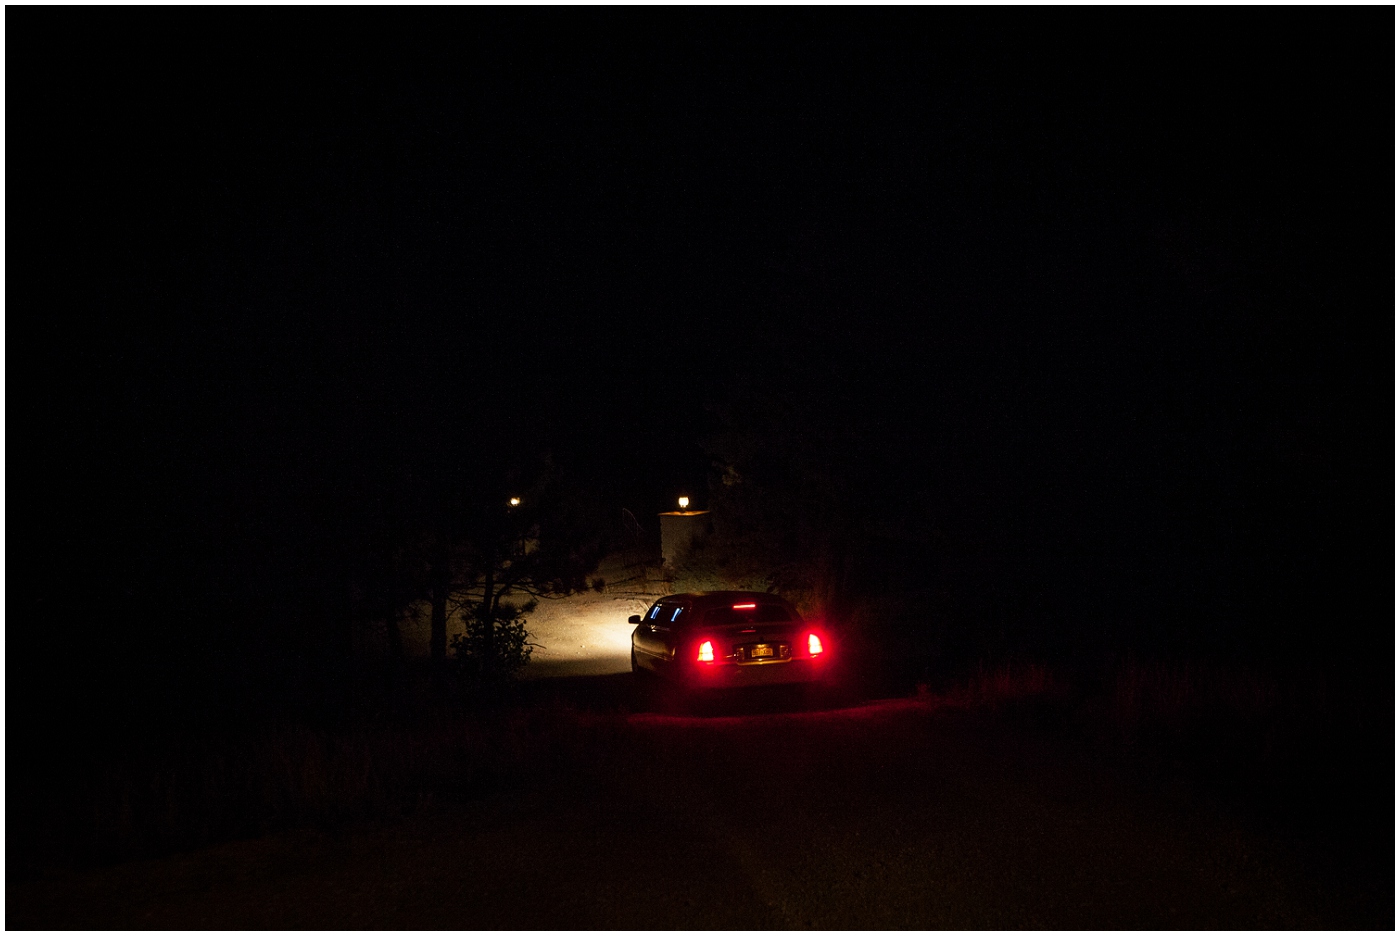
[16, 647, 1379, 885]
[1108, 661, 1283, 744]
[944, 661, 1056, 708]
[19, 701, 617, 878]
[936, 656, 1361, 807]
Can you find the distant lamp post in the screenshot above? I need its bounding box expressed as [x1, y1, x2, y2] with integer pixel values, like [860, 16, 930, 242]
[660, 496, 709, 571]
[509, 496, 521, 507]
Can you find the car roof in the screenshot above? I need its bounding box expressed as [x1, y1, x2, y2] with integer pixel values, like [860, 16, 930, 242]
[660, 591, 791, 609]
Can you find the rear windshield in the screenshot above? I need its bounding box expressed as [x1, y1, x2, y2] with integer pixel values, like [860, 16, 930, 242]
[703, 604, 797, 625]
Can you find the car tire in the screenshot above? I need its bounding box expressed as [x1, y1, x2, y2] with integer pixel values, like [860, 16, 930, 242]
[631, 649, 656, 709]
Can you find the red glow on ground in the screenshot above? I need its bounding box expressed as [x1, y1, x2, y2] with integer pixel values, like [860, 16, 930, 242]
[627, 694, 936, 728]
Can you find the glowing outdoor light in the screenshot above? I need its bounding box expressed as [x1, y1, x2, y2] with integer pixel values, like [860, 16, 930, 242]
[678, 496, 690, 509]
[508, 497, 521, 507]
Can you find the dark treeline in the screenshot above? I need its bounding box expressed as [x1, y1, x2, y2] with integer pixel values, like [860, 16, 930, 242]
[690, 206, 1389, 686]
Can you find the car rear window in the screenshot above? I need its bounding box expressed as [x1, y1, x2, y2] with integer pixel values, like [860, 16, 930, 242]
[702, 604, 797, 625]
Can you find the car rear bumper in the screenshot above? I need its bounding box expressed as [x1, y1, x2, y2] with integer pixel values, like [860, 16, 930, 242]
[680, 657, 830, 689]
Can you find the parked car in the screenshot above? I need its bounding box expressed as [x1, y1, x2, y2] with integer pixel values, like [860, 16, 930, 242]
[629, 591, 832, 690]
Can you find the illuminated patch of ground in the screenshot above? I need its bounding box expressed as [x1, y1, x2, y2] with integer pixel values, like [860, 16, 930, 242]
[517, 556, 669, 680]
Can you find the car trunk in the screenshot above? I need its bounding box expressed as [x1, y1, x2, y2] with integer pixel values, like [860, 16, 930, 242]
[703, 621, 805, 665]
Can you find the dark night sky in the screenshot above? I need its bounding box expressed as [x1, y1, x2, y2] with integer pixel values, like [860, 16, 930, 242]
[11, 11, 1393, 668]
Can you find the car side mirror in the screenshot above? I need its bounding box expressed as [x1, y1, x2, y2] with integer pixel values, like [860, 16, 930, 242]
[628, 615, 642, 625]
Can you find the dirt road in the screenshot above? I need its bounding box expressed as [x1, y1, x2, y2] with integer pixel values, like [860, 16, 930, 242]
[510, 566, 659, 680]
[9, 677, 1387, 929]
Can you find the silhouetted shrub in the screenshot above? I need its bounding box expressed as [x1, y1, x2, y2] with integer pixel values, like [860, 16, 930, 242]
[452, 599, 538, 683]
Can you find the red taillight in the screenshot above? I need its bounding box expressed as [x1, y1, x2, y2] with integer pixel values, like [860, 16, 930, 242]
[732, 602, 757, 610]
[697, 640, 714, 663]
[807, 633, 824, 656]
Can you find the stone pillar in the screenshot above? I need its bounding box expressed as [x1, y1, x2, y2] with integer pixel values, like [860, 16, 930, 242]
[659, 510, 710, 570]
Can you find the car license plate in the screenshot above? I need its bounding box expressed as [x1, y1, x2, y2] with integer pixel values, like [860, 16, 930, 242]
[750, 646, 774, 658]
